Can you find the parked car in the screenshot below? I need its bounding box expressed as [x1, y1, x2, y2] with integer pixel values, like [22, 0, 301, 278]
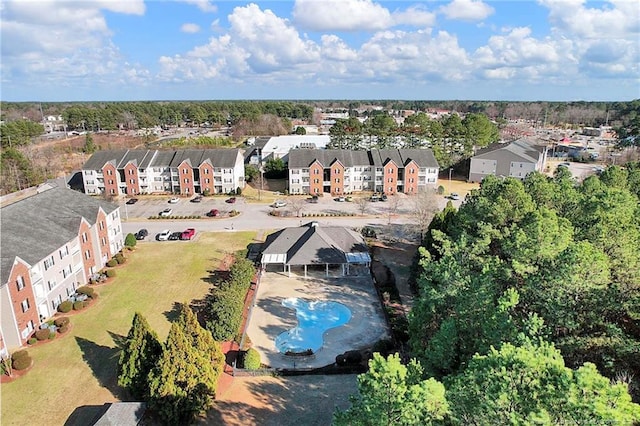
[370, 194, 381, 202]
[335, 196, 346, 202]
[169, 197, 180, 204]
[206, 209, 220, 217]
[159, 208, 172, 217]
[168, 232, 182, 241]
[307, 195, 319, 203]
[380, 194, 388, 201]
[449, 193, 460, 200]
[156, 229, 171, 241]
[136, 229, 148, 240]
[126, 198, 139, 205]
[225, 197, 237, 204]
[181, 228, 196, 240]
[345, 196, 353, 202]
[272, 200, 287, 208]
[190, 195, 203, 203]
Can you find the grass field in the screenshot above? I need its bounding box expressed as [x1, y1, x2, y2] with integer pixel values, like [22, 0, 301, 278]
[0, 231, 255, 426]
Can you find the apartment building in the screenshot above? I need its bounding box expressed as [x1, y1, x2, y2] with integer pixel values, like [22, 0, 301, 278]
[82, 149, 245, 196]
[468, 138, 548, 183]
[288, 149, 439, 195]
[0, 185, 123, 352]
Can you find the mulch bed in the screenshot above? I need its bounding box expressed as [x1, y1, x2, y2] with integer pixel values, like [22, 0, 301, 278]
[0, 359, 34, 384]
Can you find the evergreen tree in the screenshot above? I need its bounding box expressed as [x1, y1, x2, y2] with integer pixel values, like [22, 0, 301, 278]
[148, 323, 218, 425]
[176, 302, 224, 377]
[117, 312, 162, 399]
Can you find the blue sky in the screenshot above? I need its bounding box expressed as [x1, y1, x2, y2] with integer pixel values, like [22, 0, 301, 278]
[1, 0, 639, 102]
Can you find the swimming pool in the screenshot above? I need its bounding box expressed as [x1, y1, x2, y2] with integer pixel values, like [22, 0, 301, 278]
[275, 297, 352, 354]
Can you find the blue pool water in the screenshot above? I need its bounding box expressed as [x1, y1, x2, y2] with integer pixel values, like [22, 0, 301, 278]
[275, 298, 352, 354]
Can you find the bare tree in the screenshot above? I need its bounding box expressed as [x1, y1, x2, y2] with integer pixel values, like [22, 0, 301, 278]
[386, 194, 401, 224]
[354, 197, 370, 215]
[288, 197, 305, 217]
[410, 190, 440, 240]
[253, 172, 265, 201]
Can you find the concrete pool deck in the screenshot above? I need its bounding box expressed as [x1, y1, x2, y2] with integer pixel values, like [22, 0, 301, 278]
[245, 271, 390, 369]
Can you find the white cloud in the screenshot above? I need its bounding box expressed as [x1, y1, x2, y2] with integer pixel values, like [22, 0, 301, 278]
[440, 0, 494, 22]
[181, 23, 201, 33]
[293, 0, 393, 31]
[179, 0, 217, 13]
[392, 5, 436, 27]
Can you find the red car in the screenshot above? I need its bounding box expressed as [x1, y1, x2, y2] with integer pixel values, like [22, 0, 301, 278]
[225, 197, 236, 204]
[206, 209, 219, 217]
[180, 228, 196, 240]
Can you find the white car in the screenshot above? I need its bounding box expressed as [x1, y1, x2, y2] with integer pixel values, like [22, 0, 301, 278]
[273, 200, 287, 208]
[169, 197, 180, 204]
[156, 229, 171, 241]
[159, 208, 172, 217]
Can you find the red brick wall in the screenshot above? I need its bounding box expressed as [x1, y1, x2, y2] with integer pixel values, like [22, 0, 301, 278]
[96, 210, 111, 263]
[123, 163, 140, 195]
[383, 161, 398, 195]
[102, 163, 119, 196]
[330, 161, 345, 195]
[404, 160, 418, 194]
[8, 261, 39, 345]
[178, 161, 194, 195]
[200, 163, 214, 194]
[309, 161, 323, 195]
[79, 221, 96, 279]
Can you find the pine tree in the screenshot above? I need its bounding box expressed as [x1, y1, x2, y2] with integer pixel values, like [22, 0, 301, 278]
[148, 323, 218, 424]
[117, 312, 162, 399]
[176, 303, 224, 384]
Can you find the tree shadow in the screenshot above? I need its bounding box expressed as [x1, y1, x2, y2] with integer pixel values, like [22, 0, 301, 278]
[106, 330, 127, 350]
[162, 301, 182, 323]
[202, 269, 230, 286]
[64, 404, 109, 426]
[75, 336, 126, 400]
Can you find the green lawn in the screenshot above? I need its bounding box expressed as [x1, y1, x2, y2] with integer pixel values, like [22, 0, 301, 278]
[1, 231, 255, 426]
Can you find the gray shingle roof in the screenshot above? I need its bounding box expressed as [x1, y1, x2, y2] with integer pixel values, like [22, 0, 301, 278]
[473, 138, 544, 164]
[82, 149, 242, 170]
[288, 148, 439, 168]
[1, 186, 118, 284]
[261, 223, 368, 266]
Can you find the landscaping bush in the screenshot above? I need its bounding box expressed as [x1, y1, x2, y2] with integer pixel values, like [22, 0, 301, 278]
[236, 187, 242, 196]
[124, 233, 137, 248]
[372, 338, 395, 355]
[35, 329, 50, 341]
[48, 332, 56, 340]
[12, 350, 29, 361]
[12, 355, 32, 371]
[105, 269, 116, 278]
[73, 301, 85, 311]
[115, 253, 126, 264]
[58, 325, 69, 334]
[106, 259, 117, 267]
[54, 317, 70, 327]
[58, 300, 73, 313]
[437, 185, 445, 195]
[76, 286, 94, 297]
[243, 348, 261, 370]
[27, 338, 37, 345]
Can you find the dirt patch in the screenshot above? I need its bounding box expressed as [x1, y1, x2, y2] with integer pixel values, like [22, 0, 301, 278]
[204, 374, 358, 426]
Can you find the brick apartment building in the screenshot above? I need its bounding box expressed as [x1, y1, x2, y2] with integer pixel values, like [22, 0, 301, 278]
[0, 184, 123, 353]
[288, 149, 440, 195]
[82, 149, 245, 196]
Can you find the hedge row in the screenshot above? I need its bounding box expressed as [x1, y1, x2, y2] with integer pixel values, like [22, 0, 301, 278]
[148, 215, 203, 220]
[205, 253, 255, 341]
[301, 212, 356, 217]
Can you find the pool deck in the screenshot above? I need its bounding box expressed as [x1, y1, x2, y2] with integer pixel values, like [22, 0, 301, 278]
[245, 271, 390, 369]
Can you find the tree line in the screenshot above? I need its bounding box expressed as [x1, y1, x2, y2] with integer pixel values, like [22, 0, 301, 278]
[327, 112, 499, 168]
[336, 164, 640, 424]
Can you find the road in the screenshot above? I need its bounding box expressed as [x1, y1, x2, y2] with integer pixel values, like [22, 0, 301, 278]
[120, 193, 457, 241]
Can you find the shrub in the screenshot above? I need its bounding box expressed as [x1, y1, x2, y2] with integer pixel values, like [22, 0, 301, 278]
[124, 233, 137, 247]
[90, 292, 99, 299]
[236, 187, 242, 196]
[54, 317, 70, 327]
[35, 329, 50, 341]
[48, 332, 56, 340]
[437, 185, 445, 195]
[12, 350, 29, 361]
[243, 348, 261, 370]
[12, 356, 32, 370]
[27, 338, 37, 345]
[58, 300, 73, 313]
[73, 301, 85, 311]
[76, 286, 95, 297]
[106, 259, 117, 267]
[372, 339, 395, 355]
[105, 269, 116, 278]
[115, 253, 126, 264]
[58, 325, 69, 334]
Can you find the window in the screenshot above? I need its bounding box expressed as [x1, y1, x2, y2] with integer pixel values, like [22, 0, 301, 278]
[84, 250, 91, 260]
[409, 168, 415, 174]
[130, 179, 135, 184]
[313, 178, 319, 184]
[110, 189, 115, 194]
[109, 179, 114, 185]
[107, 169, 113, 175]
[203, 169, 209, 174]
[48, 280, 57, 290]
[184, 178, 189, 183]
[16, 276, 25, 291]
[44, 256, 55, 271]
[101, 237, 106, 246]
[21, 299, 30, 313]
[302, 169, 309, 173]
[388, 178, 393, 183]
[314, 169, 319, 174]
[82, 233, 88, 243]
[99, 221, 105, 230]
[409, 178, 414, 183]
[205, 178, 210, 184]
[129, 169, 134, 175]
[334, 169, 340, 174]
[183, 168, 187, 174]
[62, 266, 72, 279]
[59, 246, 69, 259]
[21, 321, 34, 339]
[335, 178, 340, 183]
[292, 169, 300, 174]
